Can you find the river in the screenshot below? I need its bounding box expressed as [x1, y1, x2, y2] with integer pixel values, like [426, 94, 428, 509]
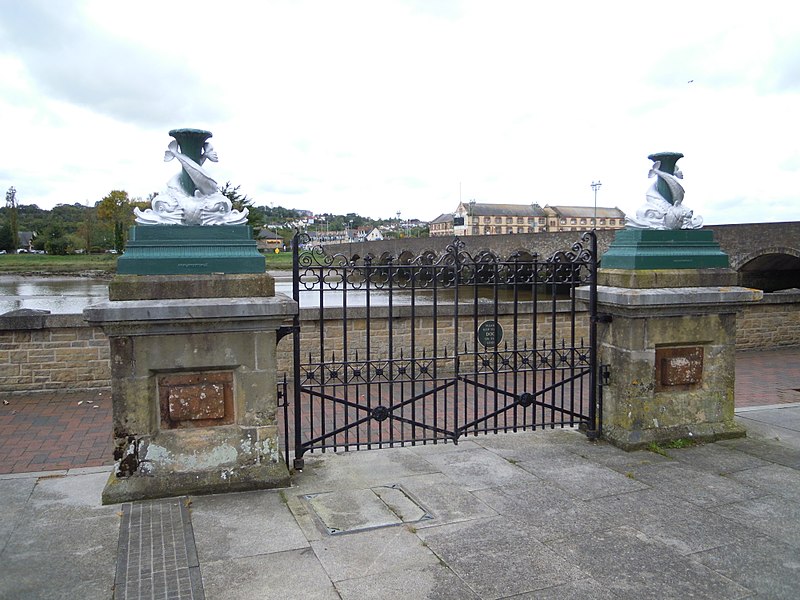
[0, 273, 556, 315]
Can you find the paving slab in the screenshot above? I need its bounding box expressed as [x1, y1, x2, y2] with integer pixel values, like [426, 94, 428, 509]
[293, 447, 439, 492]
[690, 535, 800, 600]
[738, 405, 800, 430]
[663, 442, 771, 474]
[417, 516, 584, 599]
[0, 476, 35, 552]
[709, 493, 800, 548]
[201, 548, 339, 600]
[303, 486, 428, 534]
[726, 463, 800, 502]
[506, 578, 617, 600]
[472, 479, 617, 542]
[589, 488, 759, 555]
[0, 472, 119, 600]
[190, 489, 308, 562]
[310, 524, 440, 582]
[736, 407, 800, 452]
[334, 564, 479, 600]
[718, 436, 800, 469]
[468, 428, 588, 463]
[390, 472, 498, 528]
[622, 462, 766, 508]
[416, 444, 539, 491]
[545, 526, 752, 599]
[564, 440, 673, 472]
[517, 456, 649, 500]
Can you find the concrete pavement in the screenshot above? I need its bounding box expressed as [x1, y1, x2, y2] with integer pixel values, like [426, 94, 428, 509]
[2, 401, 800, 599]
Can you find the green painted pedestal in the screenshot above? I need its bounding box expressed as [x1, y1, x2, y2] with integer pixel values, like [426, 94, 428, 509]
[117, 225, 265, 275]
[601, 229, 729, 270]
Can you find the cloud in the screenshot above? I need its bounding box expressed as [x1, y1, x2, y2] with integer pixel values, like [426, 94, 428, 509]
[0, 1, 225, 128]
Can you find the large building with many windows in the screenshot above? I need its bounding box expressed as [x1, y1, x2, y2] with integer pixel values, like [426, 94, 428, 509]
[430, 202, 625, 236]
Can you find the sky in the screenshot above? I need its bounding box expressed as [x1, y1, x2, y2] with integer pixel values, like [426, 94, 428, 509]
[0, 0, 798, 225]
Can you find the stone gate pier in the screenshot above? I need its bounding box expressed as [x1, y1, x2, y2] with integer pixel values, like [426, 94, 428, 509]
[578, 152, 763, 449]
[84, 128, 297, 503]
[586, 267, 761, 449]
[85, 274, 296, 504]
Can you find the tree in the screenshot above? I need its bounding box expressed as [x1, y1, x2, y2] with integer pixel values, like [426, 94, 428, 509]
[219, 181, 264, 231]
[41, 223, 70, 255]
[0, 224, 14, 252]
[97, 190, 133, 253]
[5, 186, 18, 253]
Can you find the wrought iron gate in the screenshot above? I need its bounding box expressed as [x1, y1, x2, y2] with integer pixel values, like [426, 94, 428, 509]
[282, 232, 601, 469]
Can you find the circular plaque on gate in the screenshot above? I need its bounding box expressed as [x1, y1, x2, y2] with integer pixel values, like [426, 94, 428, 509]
[477, 320, 504, 348]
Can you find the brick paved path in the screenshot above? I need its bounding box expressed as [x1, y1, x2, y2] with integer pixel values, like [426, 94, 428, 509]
[0, 389, 112, 474]
[2, 349, 799, 475]
[735, 347, 800, 407]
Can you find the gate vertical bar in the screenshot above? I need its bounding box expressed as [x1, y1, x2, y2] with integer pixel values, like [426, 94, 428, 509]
[291, 232, 305, 469]
[587, 230, 600, 439]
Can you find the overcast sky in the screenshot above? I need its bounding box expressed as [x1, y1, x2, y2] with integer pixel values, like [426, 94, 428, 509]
[0, 0, 798, 224]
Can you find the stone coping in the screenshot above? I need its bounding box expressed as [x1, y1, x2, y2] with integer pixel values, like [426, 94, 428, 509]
[83, 294, 297, 324]
[576, 285, 763, 307]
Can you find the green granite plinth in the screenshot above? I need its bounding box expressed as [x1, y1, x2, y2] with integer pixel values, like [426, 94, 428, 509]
[601, 229, 729, 270]
[117, 225, 265, 275]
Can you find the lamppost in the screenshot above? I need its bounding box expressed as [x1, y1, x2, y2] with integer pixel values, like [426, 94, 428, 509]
[591, 181, 602, 229]
[469, 199, 476, 235]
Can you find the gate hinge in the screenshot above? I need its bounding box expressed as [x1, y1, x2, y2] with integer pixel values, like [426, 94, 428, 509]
[592, 313, 613, 324]
[600, 364, 611, 386]
[277, 324, 299, 342]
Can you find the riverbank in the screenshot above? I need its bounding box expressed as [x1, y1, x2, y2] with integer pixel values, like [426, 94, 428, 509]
[0, 254, 118, 276]
[0, 250, 293, 275]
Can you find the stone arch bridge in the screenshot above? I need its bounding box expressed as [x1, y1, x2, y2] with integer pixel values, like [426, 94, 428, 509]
[323, 221, 800, 292]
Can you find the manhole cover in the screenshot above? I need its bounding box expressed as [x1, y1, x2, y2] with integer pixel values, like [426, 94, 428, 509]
[304, 484, 432, 535]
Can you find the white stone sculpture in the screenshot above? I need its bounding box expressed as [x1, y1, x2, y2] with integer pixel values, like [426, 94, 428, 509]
[134, 129, 249, 226]
[626, 153, 703, 230]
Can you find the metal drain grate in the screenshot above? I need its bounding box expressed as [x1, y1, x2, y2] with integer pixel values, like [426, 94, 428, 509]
[114, 497, 204, 600]
[304, 484, 432, 535]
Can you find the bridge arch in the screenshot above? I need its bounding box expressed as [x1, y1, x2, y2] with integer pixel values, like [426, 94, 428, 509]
[734, 246, 800, 292]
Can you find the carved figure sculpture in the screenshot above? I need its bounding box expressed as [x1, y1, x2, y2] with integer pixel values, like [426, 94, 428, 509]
[134, 128, 248, 226]
[626, 152, 703, 230]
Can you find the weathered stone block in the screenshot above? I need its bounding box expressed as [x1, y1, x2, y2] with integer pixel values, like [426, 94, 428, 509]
[585, 281, 759, 450]
[85, 291, 297, 503]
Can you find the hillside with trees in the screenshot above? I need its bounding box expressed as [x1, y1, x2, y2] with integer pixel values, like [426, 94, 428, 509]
[0, 184, 427, 254]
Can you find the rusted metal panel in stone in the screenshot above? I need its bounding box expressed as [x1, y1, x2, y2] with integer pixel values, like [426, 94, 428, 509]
[158, 371, 234, 429]
[655, 346, 703, 391]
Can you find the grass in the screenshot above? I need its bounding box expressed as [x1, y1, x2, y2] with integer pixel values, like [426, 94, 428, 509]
[647, 438, 697, 456]
[0, 250, 295, 275]
[0, 253, 118, 274]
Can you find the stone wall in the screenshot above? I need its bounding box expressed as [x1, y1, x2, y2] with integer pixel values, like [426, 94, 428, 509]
[736, 291, 800, 350]
[2, 292, 800, 395]
[275, 301, 587, 376]
[0, 314, 110, 395]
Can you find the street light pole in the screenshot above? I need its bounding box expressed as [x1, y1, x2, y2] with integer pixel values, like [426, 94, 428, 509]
[591, 181, 602, 229]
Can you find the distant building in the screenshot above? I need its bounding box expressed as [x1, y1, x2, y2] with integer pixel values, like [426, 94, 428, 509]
[453, 202, 548, 236]
[543, 205, 626, 232]
[365, 228, 384, 241]
[429, 213, 455, 237]
[256, 229, 283, 251]
[18, 231, 37, 251]
[437, 202, 625, 236]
